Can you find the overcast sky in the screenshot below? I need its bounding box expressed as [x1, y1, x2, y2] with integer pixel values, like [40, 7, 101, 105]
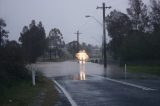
[0, 0, 150, 46]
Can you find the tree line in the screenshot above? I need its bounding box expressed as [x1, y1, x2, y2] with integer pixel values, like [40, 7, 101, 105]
[106, 0, 160, 64]
[0, 18, 99, 86]
[0, 18, 30, 86]
[0, 18, 69, 86]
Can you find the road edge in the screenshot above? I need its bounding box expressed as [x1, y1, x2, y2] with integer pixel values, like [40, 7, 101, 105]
[53, 80, 78, 106]
[90, 75, 157, 91]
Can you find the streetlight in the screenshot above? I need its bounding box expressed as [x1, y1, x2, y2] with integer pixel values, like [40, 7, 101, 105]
[85, 15, 103, 61]
[85, 15, 104, 67]
[85, 15, 103, 26]
[86, 3, 111, 68]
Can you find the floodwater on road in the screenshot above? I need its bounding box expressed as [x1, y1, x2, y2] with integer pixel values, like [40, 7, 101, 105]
[35, 61, 160, 106]
[36, 61, 125, 79]
[36, 61, 160, 80]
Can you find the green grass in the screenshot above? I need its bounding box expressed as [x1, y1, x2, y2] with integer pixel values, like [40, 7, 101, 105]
[0, 81, 40, 106]
[127, 65, 160, 76]
[41, 77, 58, 106]
[0, 74, 58, 106]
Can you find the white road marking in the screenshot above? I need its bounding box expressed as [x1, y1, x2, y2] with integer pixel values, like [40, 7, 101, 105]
[90, 75, 157, 91]
[53, 80, 78, 106]
[55, 86, 62, 93]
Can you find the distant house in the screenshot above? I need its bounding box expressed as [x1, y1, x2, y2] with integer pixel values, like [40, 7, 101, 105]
[89, 47, 102, 63]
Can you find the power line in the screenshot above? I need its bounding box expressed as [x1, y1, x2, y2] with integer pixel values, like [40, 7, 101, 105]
[97, 2, 111, 68]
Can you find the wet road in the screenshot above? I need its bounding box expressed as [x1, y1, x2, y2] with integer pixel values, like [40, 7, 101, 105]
[37, 61, 160, 106]
[37, 61, 124, 78]
[55, 75, 160, 106]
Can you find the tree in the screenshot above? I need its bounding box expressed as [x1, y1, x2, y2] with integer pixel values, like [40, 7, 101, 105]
[150, 0, 160, 32]
[120, 31, 150, 61]
[149, 0, 160, 60]
[104, 1, 160, 64]
[0, 40, 30, 85]
[0, 19, 30, 87]
[47, 28, 65, 59]
[67, 41, 78, 58]
[80, 42, 95, 56]
[127, 0, 149, 32]
[19, 20, 46, 63]
[80, 42, 90, 54]
[106, 10, 132, 59]
[0, 18, 8, 47]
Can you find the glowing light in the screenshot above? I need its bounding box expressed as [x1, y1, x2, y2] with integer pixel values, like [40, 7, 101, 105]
[76, 50, 89, 62]
[76, 50, 89, 80]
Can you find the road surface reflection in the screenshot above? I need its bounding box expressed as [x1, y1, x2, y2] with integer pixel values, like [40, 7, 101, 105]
[71, 62, 86, 80]
[37, 61, 125, 79]
[79, 62, 86, 80]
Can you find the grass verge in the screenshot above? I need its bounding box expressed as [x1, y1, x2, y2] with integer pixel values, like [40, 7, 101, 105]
[0, 72, 58, 106]
[127, 65, 160, 76]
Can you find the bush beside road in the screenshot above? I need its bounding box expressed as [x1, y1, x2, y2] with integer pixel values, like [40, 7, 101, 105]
[0, 72, 58, 106]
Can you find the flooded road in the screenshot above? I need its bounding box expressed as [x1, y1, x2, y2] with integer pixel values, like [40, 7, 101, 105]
[37, 61, 79, 77]
[37, 61, 160, 106]
[37, 61, 124, 79]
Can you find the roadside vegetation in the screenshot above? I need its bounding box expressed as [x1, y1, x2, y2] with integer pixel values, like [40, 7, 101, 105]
[0, 19, 58, 105]
[0, 16, 96, 106]
[0, 73, 58, 106]
[106, 0, 160, 66]
[127, 65, 160, 76]
[106, 0, 160, 76]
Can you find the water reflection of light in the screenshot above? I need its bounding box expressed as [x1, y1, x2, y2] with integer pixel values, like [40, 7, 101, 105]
[80, 63, 86, 80]
[76, 50, 89, 80]
[80, 71, 85, 80]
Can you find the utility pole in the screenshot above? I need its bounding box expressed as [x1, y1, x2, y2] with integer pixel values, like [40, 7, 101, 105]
[97, 3, 111, 68]
[74, 30, 82, 52]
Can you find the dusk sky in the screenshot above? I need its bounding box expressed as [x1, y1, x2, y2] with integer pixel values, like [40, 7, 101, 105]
[0, 0, 150, 46]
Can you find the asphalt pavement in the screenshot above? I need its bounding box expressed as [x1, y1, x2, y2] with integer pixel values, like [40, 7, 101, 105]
[37, 61, 160, 106]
